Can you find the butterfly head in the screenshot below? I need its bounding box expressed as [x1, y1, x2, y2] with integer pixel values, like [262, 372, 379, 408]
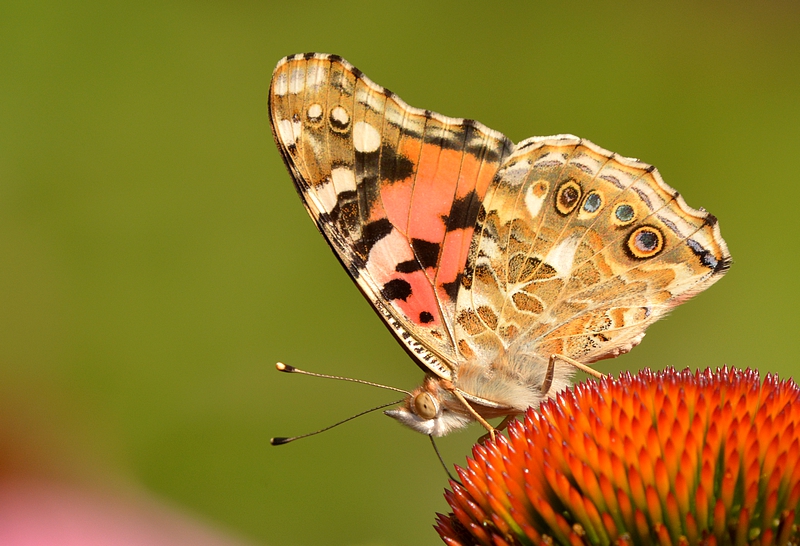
[384, 376, 473, 437]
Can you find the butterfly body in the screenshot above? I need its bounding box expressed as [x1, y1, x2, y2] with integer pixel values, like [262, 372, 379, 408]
[270, 53, 730, 436]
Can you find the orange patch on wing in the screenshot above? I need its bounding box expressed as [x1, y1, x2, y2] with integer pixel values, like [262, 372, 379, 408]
[437, 228, 473, 289]
[408, 145, 464, 243]
[477, 159, 498, 197]
[454, 153, 483, 198]
[368, 207, 386, 224]
[389, 134, 425, 233]
[381, 180, 414, 233]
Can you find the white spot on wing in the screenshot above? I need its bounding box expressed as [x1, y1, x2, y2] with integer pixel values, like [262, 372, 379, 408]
[499, 161, 530, 188]
[544, 235, 581, 277]
[316, 179, 338, 211]
[524, 182, 545, 218]
[331, 106, 349, 126]
[366, 229, 414, 282]
[429, 111, 451, 124]
[273, 73, 288, 96]
[277, 118, 298, 146]
[353, 121, 380, 153]
[384, 105, 405, 126]
[307, 103, 322, 121]
[331, 167, 357, 193]
[289, 68, 305, 94]
[356, 87, 384, 111]
[305, 65, 326, 88]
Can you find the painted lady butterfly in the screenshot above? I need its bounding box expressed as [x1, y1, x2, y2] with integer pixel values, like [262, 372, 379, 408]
[269, 53, 730, 438]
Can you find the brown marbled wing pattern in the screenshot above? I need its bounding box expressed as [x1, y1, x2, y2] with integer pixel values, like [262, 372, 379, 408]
[269, 53, 513, 380]
[452, 136, 730, 408]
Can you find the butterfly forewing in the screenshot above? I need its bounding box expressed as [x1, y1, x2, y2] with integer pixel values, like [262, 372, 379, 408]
[269, 53, 513, 378]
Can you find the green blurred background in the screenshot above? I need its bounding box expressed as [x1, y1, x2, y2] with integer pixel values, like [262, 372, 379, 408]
[1, 1, 798, 544]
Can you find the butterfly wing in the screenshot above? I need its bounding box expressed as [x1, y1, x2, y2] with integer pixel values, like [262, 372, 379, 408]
[454, 135, 730, 381]
[269, 53, 514, 379]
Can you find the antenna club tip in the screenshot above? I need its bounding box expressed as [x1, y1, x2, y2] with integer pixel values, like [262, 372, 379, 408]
[270, 437, 291, 446]
[275, 362, 295, 373]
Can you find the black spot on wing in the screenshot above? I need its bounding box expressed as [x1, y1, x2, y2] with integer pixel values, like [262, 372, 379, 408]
[411, 239, 441, 269]
[686, 239, 727, 272]
[381, 278, 412, 301]
[477, 204, 487, 223]
[360, 218, 393, 253]
[420, 121, 504, 162]
[355, 146, 414, 183]
[444, 189, 481, 232]
[382, 149, 415, 182]
[357, 175, 381, 218]
[442, 275, 462, 301]
[395, 239, 441, 274]
[517, 139, 537, 151]
[419, 311, 434, 323]
[422, 121, 468, 147]
[328, 190, 357, 224]
[396, 260, 422, 273]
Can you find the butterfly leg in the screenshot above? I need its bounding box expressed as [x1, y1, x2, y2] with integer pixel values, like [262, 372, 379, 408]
[540, 355, 556, 395]
[444, 381, 496, 441]
[549, 353, 605, 380]
[496, 414, 517, 431]
[477, 415, 517, 444]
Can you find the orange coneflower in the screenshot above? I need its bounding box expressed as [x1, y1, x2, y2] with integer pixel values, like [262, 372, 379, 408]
[436, 367, 800, 546]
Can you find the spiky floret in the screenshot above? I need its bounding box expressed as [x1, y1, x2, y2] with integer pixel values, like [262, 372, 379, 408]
[436, 367, 800, 546]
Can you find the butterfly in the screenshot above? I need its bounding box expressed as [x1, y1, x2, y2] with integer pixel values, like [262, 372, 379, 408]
[269, 53, 730, 438]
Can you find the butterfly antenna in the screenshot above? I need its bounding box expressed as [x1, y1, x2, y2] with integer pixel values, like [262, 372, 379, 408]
[274, 362, 412, 395]
[271, 399, 403, 445]
[429, 435, 456, 481]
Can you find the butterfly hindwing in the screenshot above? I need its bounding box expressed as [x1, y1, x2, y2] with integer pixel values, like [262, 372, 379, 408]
[454, 136, 731, 370]
[269, 53, 514, 378]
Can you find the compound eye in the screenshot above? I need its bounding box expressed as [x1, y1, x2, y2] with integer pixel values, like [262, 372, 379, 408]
[413, 392, 438, 420]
